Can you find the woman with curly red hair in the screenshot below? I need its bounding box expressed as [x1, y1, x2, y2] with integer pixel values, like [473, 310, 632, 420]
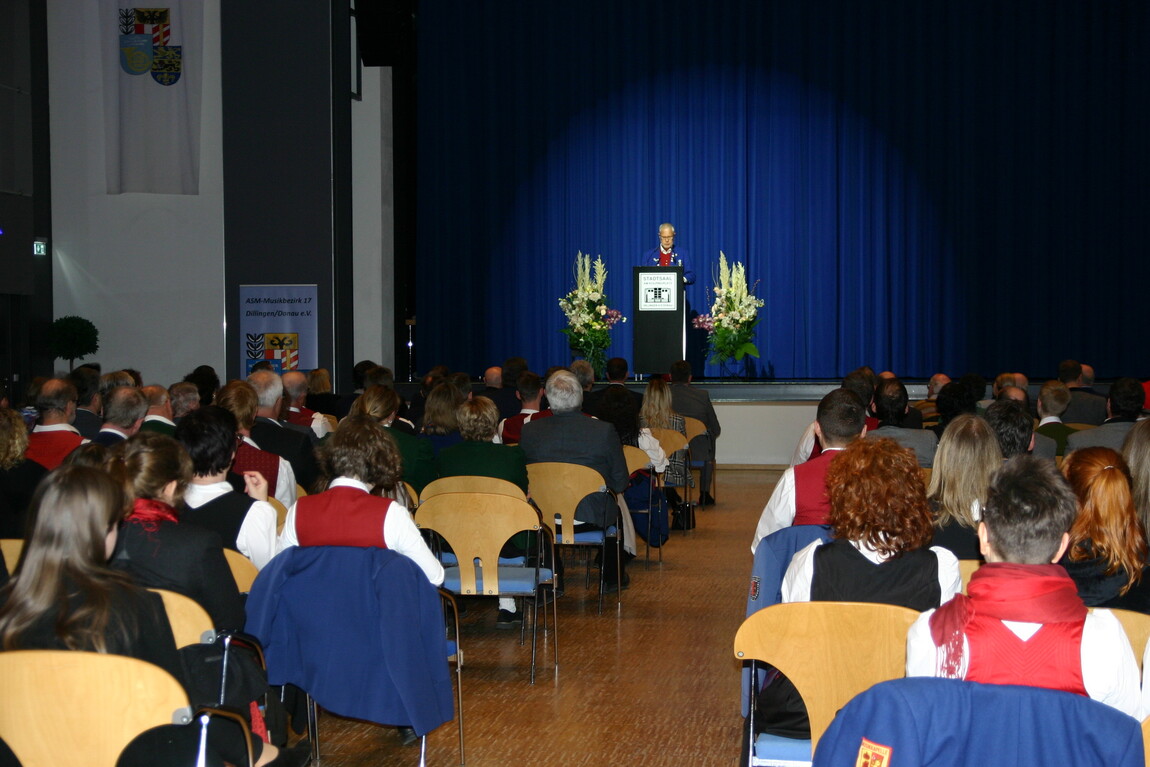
[781, 437, 962, 608]
[1059, 447, 1150, 612]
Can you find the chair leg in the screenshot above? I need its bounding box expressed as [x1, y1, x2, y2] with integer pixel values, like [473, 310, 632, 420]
[306, 693, 320, 765]
[528, 590, 539, 685]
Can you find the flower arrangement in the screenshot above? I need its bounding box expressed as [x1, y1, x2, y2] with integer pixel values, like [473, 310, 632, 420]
[692, 252, 764, 365]
[558, 252, 626, 377]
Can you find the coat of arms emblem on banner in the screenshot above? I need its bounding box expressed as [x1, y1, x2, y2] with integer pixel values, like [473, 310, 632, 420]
[118, 8, 182, 86]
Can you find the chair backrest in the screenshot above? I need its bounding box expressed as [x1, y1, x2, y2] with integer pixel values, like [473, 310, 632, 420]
[648, 427, 688, 456]
[919, 467, 932, 488]
[268, 497, 289, 535]
[224, 548, 260, 593]
[0, 539, 22, 575]
[422, 475, 526, 502]
[958, 559, 981, 592]
[623, 445, 652, 476]
[527, 462, 610, 544]
[682, 416, 708, 444]
[1143, 715, 1150, 767]
[1064, 422, 1096, 431]
[734, 601, 920, 748]
[402, 481, 420, 508]
[150, 588, 215, 647]
[0, 650, 190, 767]
[1107, 608, 1150, 672]
[416, 492, 544, 595]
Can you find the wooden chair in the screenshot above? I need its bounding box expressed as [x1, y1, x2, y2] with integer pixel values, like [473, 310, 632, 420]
[622, 445, 666, 568]
[295, 483, 308, 498]
[958, 559, 981, 592]
[648, 428, 693, 530]
[919, 467, 932, 489]
[224, 548, 260, 593]
[527, 461, 621, 613]
[150, 588, 215, 647]
[416, 492, 557, 683]
[1143, 715, 1150, 767]
[0, 538, 22, 574]
[0, 650, 251, 767]
[733, 601, 920, 762]
[268, 497, 289, 535]
[683, 415, 716, 503]
[1108, 608, 1150, 672]
[421, 475, 526, 502]
[402, 480, 420, 508]
[1064, 422, 1096, 431]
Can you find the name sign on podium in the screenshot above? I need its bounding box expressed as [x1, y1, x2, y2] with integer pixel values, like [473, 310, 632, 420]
[633, 266, 684, 373]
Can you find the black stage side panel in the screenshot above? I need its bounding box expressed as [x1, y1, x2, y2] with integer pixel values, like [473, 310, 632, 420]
[357, 0, 416, 67]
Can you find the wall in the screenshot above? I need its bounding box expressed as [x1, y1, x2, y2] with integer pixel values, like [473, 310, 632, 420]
[48, 0, 226, 384]
[713, 401, 815, 467]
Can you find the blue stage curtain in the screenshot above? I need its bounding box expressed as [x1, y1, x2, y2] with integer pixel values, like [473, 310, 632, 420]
[416, 1, 1150, 380]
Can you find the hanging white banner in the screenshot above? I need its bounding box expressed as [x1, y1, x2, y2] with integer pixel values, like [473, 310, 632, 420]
[239, 285, 320, 375]
[100, 1, 203, 194]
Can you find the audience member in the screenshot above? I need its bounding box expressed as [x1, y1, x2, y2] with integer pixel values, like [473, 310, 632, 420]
[1066, 377, 1144, 453]
[168, 381, 201, 423]
[138, 384, 176, 436]
[175, 406, 278, 570]
[349, 385, 436, 495]
[1059, 359, 1107, 425]
[496, 371, 550, 445]
[866, 378, 937, 467]
[304, 367, 341, 415]
[248, 370, 320, 490]
[25, 378, 84, 470]
[281, 370, 331, 439]
[67, 364, 103, 439]
[520, 370, 630, 590]
[752, 389, 866, 553]
[640, 378, 690, 515]
[584, 357, 642, 419]
[668, 360, 720, 505]
[570, 360, 596, 413]
[928, 414, 1002, 560]
[932, 379, 978, 438]
[1059, 447, 1150, 612]
[216, 380, 297, 509]
[912, 372, 950, 429]
[907, 455, 1140, 717]
[91, 386, 147, 447]
[1036, 380, 1074, 456]
[420, 382, 465, 454]
[109, 432, 246, 630]
[985, 399, 1036, 459]
[278, 415, 444, 585]
[182, 364, 220, 408]
[1122, 419, 1150, 536]
[0, 408, 46, 537]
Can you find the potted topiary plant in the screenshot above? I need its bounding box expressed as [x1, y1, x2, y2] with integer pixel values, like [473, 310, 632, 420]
[49, 315, 100, 371]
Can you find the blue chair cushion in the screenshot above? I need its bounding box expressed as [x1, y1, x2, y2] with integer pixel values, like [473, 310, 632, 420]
[438, 552, 526, 566]
[753, 732, 811, 766]
[442, 566, 554, 596]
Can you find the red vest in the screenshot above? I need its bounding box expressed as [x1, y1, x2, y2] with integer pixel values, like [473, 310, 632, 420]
[233, 441, 280, 491]
[25, 430, 83, 470]
[791, 449, 840, 526]
[500, 409, 552, 444]
[286, 406, 317, 428]
[296, 486, 392, 548]
[964, 614, 1087, 696]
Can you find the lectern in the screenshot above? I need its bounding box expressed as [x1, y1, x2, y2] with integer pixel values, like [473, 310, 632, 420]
[632, 266, 684, 374]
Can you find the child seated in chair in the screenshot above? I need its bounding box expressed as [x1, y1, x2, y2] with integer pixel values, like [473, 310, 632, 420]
[906, 455, 1141, 717]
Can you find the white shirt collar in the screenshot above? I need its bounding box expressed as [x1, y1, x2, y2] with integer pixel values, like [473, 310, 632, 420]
[1038, 416, 1063, 427]
[33, 423, 81, 434]
[331, 476, 371, 492]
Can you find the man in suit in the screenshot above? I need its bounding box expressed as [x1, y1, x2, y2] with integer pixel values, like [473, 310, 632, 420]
[570, 360, 596, 413]
[640, 222, 695, 285]
[1035, 381, 1075, 456]
[912, 372, 949, 429]
[520, 370, 630, 588]
[247, 370, 320, 492]
[1066, 377, 1144, 453]
[138, 385, 176, 436]
[478, 365, 521, 421]
[584, 357, 642, 419]
[66, 365, 103, 439]
[866, 378, 937, 467]
[25, 378, 85, 470]
[668, 360, 721, 504]
[1058, 359, 1107, 425]
[168, 381, 201, 424]
[282, 370, 332, 440]
[92, 386, 147, 446]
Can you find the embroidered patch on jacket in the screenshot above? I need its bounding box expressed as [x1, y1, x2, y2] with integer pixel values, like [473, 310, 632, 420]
[748, 575, 760, 602]
[855, 737, 892, 766]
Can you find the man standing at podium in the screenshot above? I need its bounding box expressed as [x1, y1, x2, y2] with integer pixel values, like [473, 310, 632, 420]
[642, 223, 695, 286]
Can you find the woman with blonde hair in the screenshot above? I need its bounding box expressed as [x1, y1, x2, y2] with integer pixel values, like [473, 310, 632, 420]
[928, 414, 1002, 559]
[640, 378, 689, 513]
[420, 382, 465, 453]
[1060, 446, 1150, 611]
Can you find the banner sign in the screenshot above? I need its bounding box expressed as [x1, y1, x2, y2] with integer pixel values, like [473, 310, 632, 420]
[239, 285, 319, 374]
[637, 271, 680, 311]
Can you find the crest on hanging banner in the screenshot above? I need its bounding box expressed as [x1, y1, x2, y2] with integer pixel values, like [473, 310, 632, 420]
[118, 7, 180, 83]
[152, 45, 182, 85]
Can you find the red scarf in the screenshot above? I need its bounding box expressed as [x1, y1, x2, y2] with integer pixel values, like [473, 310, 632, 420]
[929, 562, 1086, 677]
[126, 497, 180, 534]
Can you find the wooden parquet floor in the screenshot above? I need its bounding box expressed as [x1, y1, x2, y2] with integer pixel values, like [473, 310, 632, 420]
[312, 468, 778, 766]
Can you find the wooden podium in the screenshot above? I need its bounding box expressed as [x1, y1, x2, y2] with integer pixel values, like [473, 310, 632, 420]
[632, 266, 684, 374]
